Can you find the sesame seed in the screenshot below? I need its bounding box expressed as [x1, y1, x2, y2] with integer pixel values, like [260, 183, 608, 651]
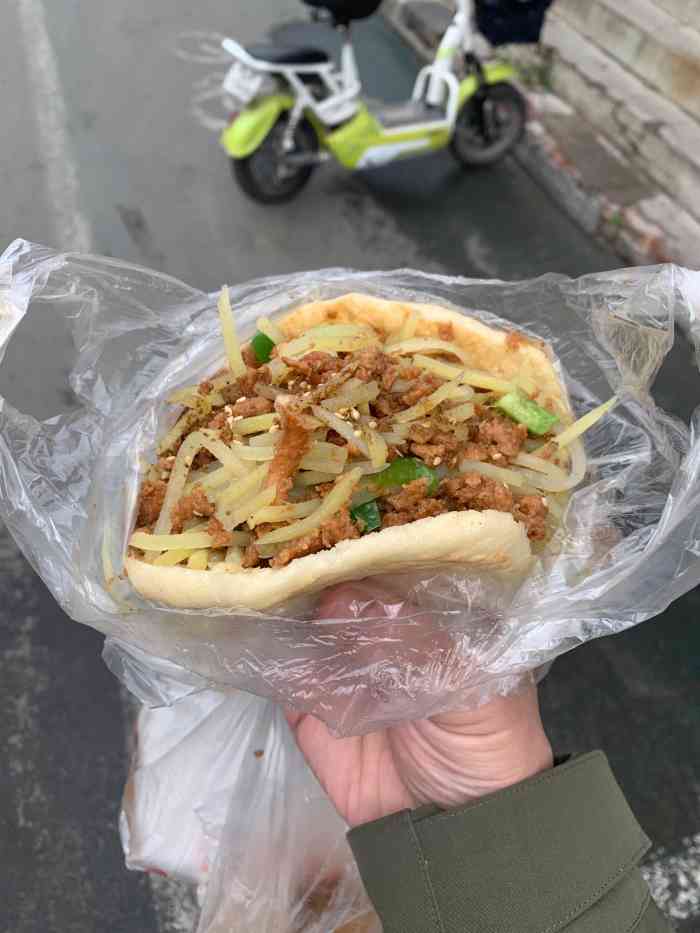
[353, 429, 362, 438]
[350, 408, 360, 421]
[233, 439, 243, 445]
[368, 420, 378, 429]
[225, 405, 233, 415]
[237, 396, 247, 402]
[233, 415, 244, 421]
[492, 452, 503, 460]
[269, 424, 280, 433]
[161, 472, 169, 480]
[433, 457, 442, 466]
[193, 510, 203, 518]
[166, 455, 176, 462]
[541, 497, 548, 505]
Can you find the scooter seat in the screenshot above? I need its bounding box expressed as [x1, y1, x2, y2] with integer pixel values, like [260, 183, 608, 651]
[246, 43, 330, 66]
[302, 0, 383, 24]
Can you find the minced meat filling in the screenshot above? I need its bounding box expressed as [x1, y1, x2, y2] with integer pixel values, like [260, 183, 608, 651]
[135, 317, 562, 570]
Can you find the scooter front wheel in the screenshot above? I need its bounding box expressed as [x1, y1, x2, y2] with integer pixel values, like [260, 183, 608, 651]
[231, 116, 318, 205]
[450, 82, 526, 169]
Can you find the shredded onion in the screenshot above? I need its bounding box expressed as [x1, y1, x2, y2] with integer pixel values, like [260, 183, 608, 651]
[248, 498, 321, 529]
[218, 486, 276, 532]
[393, 379, 465, 423]
[299, 447, 348, 477]
[459, 460, 538, 493]
[214, 463, 268, 513]
[320, 381, 380, 411]
[312, 406, 371, 457]
[381, 432, 409, 445]
[445, 402, 475, 423]
[153, 548, 194, 566]
[248, 430, 280, 448]
[412, 354, 463, 381]
[257, 468, 362, 545]
[512, 446, 586, 492]
[296, 470, 337, 486]
[390, 339, 470, 364]
[232, 413, 279, 435]
[235, 446, 275, 461]
[365, 426, 389, 468]
[217, 286, 246, 377]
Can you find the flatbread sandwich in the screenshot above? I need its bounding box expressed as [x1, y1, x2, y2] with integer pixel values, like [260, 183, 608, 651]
[126, 290, 614, 610]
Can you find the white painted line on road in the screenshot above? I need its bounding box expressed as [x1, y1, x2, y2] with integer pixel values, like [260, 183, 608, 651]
[14, 0, 93, 253]
[643, 830, 700, 922]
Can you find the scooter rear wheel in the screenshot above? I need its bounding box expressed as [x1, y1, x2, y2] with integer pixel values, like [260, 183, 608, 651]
[450, 82, 526, 168]
[232, 116, 318, 204]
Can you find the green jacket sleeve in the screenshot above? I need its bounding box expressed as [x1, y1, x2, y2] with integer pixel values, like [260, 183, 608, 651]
[348, 751, 670, 933]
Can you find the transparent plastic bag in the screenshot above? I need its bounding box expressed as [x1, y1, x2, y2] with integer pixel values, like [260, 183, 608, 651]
[122, 686, 375, 933]
[2, 238, 700, 735]
[194, 695, 373, 933]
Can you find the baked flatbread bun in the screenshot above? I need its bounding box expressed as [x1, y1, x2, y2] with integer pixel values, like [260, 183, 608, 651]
[126, 293, 572, 611]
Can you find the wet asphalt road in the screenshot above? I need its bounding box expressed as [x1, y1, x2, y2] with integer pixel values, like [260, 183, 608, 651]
[1, 1, 699, 931]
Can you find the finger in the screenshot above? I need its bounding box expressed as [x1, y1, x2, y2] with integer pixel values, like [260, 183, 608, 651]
[284, 707, 304, 730]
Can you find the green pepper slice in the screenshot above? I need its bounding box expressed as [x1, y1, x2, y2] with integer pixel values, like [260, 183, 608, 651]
[350, 500, 382, 534]
[495, 391, 558, 436]
[251, 331, 275, 364]
[372, 457, 439, 495]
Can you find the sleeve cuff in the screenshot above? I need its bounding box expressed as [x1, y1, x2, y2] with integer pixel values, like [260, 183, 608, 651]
[349, 751, 652, 933]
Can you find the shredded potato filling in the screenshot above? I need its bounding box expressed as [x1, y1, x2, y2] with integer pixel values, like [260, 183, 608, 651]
[393, 378, 466, 423]
[256, 468, 362, 545]
[154, 431, 245, 535]
[248, 499, 321, 529]
[131, 530, 250, 551]
[550, 397, 617, 449]
[134, 297, 617, 570]
[218, 286, 246, 377]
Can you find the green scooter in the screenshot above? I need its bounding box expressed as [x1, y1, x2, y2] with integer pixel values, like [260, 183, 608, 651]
[220, 0, 526, 203]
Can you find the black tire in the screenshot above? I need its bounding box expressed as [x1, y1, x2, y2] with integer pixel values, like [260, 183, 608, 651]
[450, 82, 527, 168]
[231, 116, 318, 205]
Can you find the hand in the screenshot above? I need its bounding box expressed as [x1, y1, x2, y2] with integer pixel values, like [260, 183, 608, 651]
[287, 585, 553, 828]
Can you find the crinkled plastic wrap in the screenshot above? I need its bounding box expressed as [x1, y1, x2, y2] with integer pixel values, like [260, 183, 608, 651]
[122, 688, 375, 932]
[2, 238, 700, 735]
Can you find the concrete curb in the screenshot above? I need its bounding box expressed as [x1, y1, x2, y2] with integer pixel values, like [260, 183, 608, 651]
[382, 0, 700, 268]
